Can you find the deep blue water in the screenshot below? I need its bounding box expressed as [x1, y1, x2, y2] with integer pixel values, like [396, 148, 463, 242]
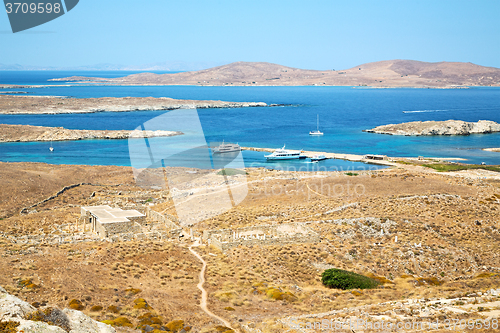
[0, 71, 499, 169]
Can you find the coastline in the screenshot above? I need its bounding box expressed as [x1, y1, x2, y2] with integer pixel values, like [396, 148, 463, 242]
[483, 148, 500, 152]
[241, 147, 467, 166]
[0, 124, 182, 143]
[0, 95, 268, 115]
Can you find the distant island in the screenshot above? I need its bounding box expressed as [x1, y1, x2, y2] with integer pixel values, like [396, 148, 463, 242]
[0, 124, 183, 142]
[0, 95, 267, 114]
[483, 148, 500, 152]
[48, 60, 500, 88]
[364, 120, 500, 136]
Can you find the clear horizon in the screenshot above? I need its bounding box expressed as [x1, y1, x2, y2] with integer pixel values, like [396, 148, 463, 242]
[1, 0, 499, 70]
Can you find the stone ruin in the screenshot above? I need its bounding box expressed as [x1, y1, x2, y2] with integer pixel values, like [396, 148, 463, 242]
[203, 222, 321, 252]
[80, 205, 182, 241]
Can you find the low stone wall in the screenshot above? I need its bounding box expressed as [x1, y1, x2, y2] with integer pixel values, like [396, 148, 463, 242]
[205, 222, 321, 252]
[145, 207, 180, 230]
[2, 232, 100, 246]
[99, 221, 141, 238]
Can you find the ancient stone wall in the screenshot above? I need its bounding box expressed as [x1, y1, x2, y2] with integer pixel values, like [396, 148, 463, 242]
[145, 207, 180, 230]
[205, 222, 321, 252]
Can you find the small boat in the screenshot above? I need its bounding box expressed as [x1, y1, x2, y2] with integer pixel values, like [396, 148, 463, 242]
[265, 145, 306, 160]
[310, 154, 327, 162]
[212, 140, 241, 154]
[49, 141, 54, 152]
[309, 114, 323, 136]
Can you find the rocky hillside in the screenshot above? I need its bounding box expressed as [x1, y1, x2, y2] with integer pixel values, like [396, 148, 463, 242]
[50, 60, 500, 87]
[0, 286, 115, 332]
[365, 120, 500, 136]
[0, 124, 182, 142]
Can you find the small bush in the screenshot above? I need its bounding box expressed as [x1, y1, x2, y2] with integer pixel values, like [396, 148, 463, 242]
[107, 305, 121, 314]
[224, 306, 235, 311]
[25, 308, 71, 332]
[102, 316, 133, 328]
[137, 312, 162, 330]
[165, 319, 184, 332]
[90, 305, 103, 312]
[0, 320, 20, 333]
[68, 299, 84, 310]
[125, 288, 142, 295]
[322, 268, 380, 290]
[345, 172, 358, 176]
[133, 298, 151, 310]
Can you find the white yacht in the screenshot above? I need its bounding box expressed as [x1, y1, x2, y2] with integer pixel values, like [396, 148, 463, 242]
[265, 145, 306, 160]
[310, 154, 327, 162]
[309, 114, 323, 135]
[212, 140, 241, 154]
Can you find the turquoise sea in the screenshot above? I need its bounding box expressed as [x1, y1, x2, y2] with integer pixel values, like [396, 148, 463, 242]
[0, 71, 499, 170]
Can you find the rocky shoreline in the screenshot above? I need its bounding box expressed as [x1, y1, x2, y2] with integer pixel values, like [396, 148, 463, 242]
[483, 148, 500, 152]
[364, 120, 500, 136]
[0, 95, 267, 114]
[0, 124, 182, 142]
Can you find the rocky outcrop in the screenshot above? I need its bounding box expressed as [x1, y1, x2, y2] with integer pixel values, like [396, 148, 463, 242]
[0, 286, 115, 332]
[483, 148, 500, 152]
[0, 124, 182, 142]
[0, 95, 268, 114]
[364, 120, 500, 136]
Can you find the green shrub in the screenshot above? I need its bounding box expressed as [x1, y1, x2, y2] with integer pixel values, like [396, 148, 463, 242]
[345, 172, 358, 176]
[321, 268, 380, 290]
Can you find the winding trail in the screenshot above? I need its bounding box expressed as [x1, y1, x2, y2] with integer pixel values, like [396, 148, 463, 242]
[188, 241, 237, 332]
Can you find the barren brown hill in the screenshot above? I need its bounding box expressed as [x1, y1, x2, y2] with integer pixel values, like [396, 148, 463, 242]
[51, 60, 500, 87]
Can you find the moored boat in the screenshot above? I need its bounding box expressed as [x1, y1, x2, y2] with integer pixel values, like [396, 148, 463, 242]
[310, 154, 327, 161]
[213, 140, 241, 154]
[265, 145, 306, 160]
[309, 114, 324, 135]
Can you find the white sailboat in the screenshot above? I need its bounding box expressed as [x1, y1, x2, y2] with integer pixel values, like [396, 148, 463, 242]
[49, 141, 54, 152]
[309, 114, 323, 135]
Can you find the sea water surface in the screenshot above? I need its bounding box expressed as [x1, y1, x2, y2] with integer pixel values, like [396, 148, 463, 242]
[0, 71, 499, 169]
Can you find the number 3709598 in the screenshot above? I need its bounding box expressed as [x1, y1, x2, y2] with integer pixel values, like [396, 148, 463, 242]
[5, 2, 61, 14]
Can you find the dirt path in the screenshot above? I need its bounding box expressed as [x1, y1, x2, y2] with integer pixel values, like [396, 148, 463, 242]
[188, 241, 237, 332]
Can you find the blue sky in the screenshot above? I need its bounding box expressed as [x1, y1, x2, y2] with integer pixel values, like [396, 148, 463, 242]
[1, 0, 499, 70]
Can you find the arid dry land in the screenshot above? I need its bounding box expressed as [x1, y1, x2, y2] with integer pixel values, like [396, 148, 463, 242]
[0, 160, 499, 333]
[50, 60, 500, 88]
[0, 124, 182, 142]
[365, 120, 500, 136]
[0, 95, 267, 114]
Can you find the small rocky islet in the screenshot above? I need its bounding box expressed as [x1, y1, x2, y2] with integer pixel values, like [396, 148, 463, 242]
[0, 124, 183, 142]
[364, 119, 500, 136]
